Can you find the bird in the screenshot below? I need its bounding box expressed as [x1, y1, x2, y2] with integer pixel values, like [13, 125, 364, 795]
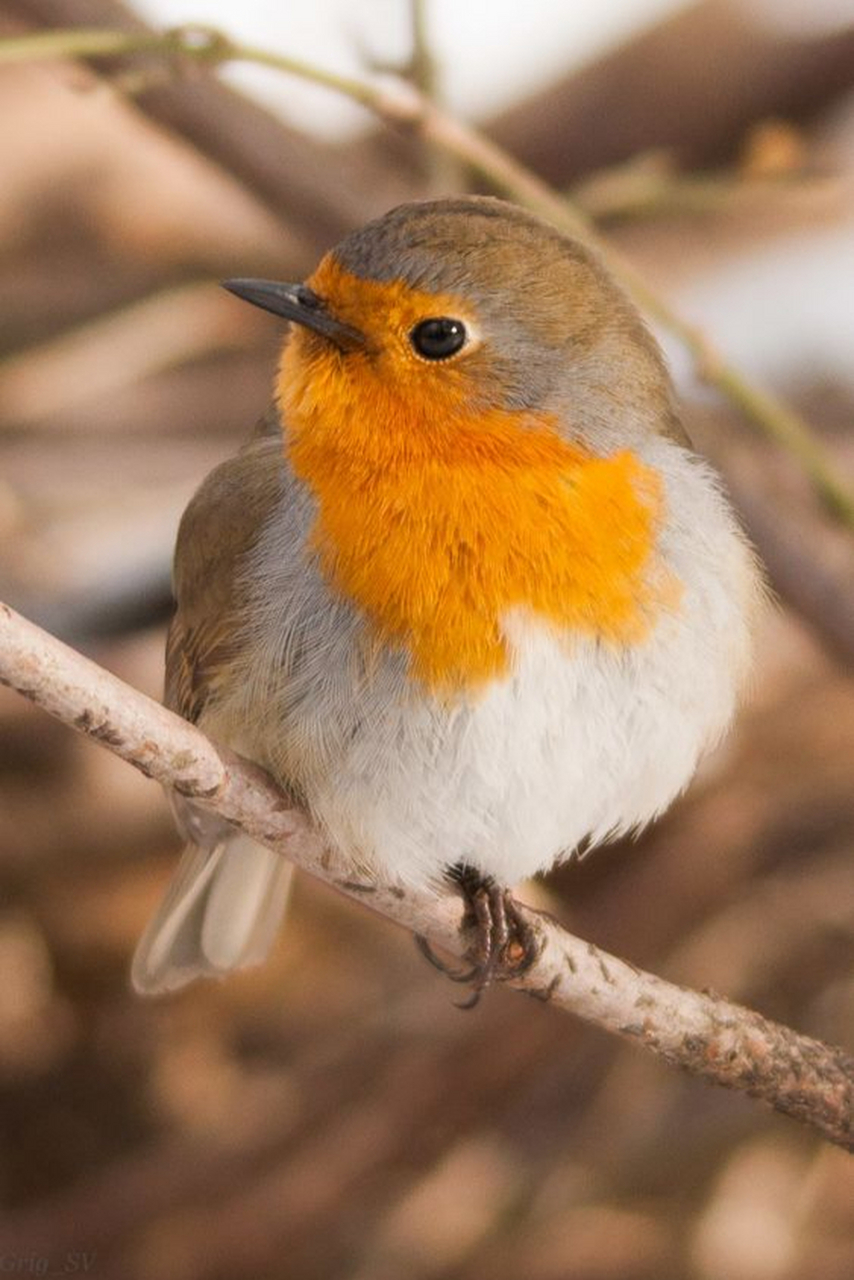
[131, 195, 761, 997]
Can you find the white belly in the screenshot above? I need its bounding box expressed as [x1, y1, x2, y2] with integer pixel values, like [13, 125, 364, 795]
[303, 604, 736, 889]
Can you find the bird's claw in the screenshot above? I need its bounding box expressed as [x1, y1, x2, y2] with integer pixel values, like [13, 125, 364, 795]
[415, 865, 540, 1007]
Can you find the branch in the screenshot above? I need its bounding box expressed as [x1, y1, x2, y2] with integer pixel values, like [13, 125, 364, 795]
[1, 599, 851, 1150]
[569, 147, 823, 225]
[3, 22, 854, 530]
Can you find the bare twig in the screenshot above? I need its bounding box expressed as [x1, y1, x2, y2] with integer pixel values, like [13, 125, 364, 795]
[0, 598, 851, 1150]
[570, 150, 825, 223]
[3, 22, 853, 531]
[403, 0, 465, 192]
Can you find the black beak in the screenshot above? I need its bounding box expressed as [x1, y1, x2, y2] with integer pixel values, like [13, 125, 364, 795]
[222, 278, 365, 352]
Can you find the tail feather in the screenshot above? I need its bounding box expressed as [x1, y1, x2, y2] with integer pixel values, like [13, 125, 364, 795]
[131, 833, 293, 995]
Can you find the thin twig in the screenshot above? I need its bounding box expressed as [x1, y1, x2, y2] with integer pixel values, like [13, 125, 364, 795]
[3, 23, 853, 529]
[571, 158, 826, 223]
[0, 25, 377, 103]
[403, 0, 465, 192]
[0, 599, 851, 1150]
[407, 0, 436, 98]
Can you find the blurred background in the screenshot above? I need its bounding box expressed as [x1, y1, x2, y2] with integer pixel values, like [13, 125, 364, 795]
[1, 1, 853, 1277]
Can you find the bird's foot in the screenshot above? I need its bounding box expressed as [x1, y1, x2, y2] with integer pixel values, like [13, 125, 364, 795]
[415, 864, 540, 1008]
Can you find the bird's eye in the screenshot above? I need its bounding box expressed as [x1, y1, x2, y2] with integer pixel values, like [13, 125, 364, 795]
[410, 317, 467, 361]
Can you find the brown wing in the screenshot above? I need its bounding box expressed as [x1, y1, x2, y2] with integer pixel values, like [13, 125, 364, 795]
[164, 612, 233, 724]
[164, 419, 285, 724]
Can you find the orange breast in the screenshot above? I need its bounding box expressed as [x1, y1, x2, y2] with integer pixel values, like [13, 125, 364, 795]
[278, 308, 672, 693]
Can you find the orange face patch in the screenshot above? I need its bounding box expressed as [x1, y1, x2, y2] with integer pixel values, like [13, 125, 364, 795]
[277, 260, 674, 692]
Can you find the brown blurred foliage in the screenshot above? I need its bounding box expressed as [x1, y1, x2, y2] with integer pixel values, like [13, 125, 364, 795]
[0, 2, 853, 1278]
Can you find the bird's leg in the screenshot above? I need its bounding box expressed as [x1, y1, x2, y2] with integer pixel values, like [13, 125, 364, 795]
[415, 863, 540, 1007]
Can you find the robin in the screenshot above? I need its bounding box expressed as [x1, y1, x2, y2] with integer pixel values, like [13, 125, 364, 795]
[132, 196, 760, 997]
